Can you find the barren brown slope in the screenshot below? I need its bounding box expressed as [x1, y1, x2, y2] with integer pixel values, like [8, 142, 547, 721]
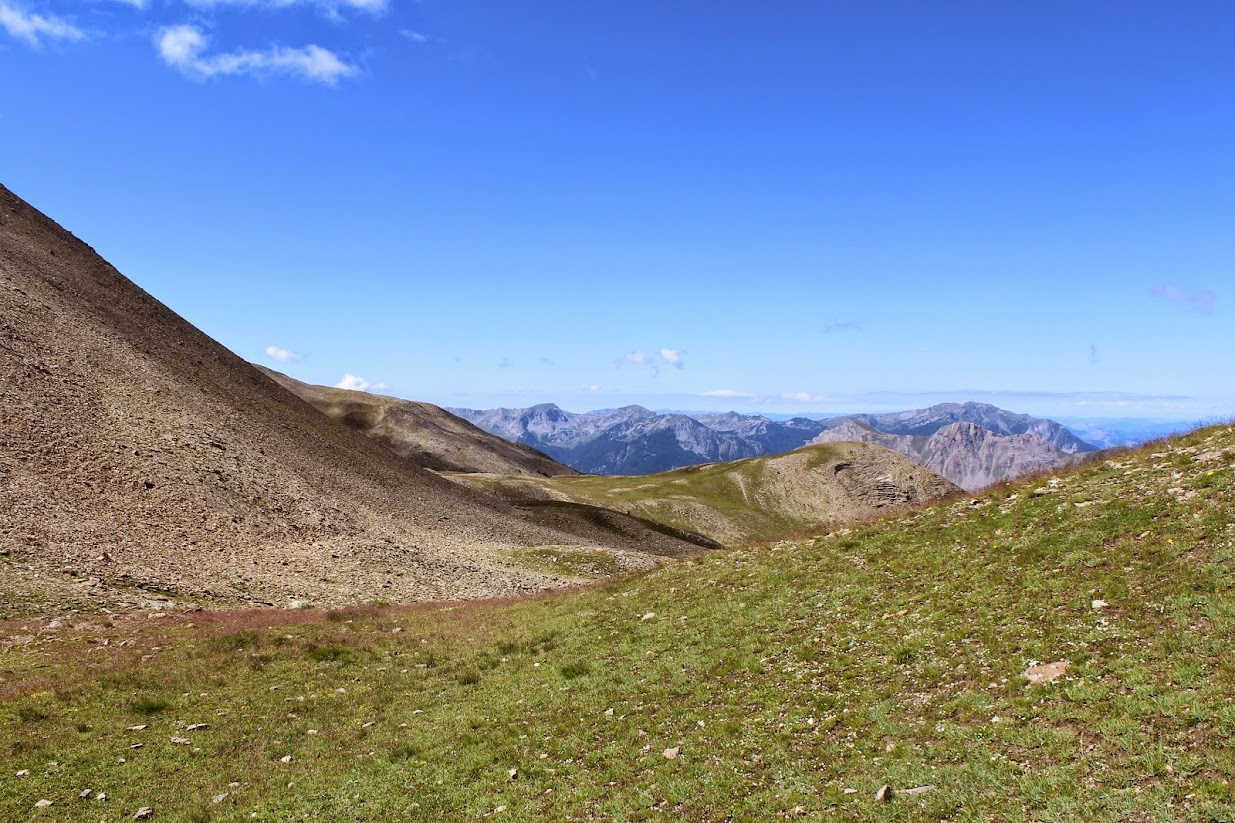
[258, 367, 577, 478]
[452, 441, 960, 546]
[0, 185, 709, 615]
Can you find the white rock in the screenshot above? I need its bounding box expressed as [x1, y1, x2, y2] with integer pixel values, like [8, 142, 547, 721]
[34, 799, 53, 808]
[279, 755, 293, 764]
[662, 746, 680, 760]
[640, 612, 656, 622]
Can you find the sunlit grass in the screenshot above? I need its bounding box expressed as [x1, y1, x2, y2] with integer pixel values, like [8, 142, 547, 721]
[2, 425, 1234, 819]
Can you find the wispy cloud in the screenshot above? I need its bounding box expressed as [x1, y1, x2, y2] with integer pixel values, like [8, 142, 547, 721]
[659, 348, 684, 368]
[1151, 284, 1215, 314]
[0, 2, 85, 46]
[498, 358, 514, 369]
[264, 344, 301, 364]
[106, 0, 148, 9]
[616, 347, 685, 373]
[336, 374, 386, 392]
[701, 389, 756, 399]
[617, 350, 648, 367]
[156, 24, 356, 84]
[781, 392, 830, 404]
[823, 320, 862, 334]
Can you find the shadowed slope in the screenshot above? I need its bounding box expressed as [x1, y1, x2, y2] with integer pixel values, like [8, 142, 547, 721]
[257, 367, 577, 478]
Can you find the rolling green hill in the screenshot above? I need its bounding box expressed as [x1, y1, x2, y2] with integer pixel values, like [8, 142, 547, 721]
[2, 423, 1233, 820]
[451, 440, 958, 546]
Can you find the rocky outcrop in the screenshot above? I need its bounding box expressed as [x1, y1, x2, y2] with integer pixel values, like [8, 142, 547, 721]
[811, 420, 1076, 491]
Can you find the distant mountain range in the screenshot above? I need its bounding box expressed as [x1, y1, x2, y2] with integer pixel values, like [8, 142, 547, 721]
[448, 401, 1102, 490]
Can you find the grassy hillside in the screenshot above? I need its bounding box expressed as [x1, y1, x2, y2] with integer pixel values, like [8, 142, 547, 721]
[2, 424, 1234, 820]
[451, 441, 958, 546]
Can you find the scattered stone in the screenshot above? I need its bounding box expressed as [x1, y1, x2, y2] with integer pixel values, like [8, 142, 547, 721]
[130, 743, 144, 750]
[306, 729, 318, 736]
[842, 788, 857, 795]
[97, 793, 107, 801]
[170, 737, 191, 746]
[1091, 599, 1108, 610]
[186, 723, 209, 731]
[507, 767, 518, 780]
[16, 769, 30, 776]
[640, 612, 656, 622]
[901, 785, 935, 797]
[875, 784, 892, 802]
[35, 799, 53, 808]
[1024, 661, 1069, 684]
[212, 793, 228, 804]
[288, 599, 312, 610]
[279, 755, 293, 764]
[134, 807, 154, 819]
[362, 721, 375, 728]
[604, 708, 614, 717]
[662, 746, 681, 760]
[127, 724, 148, 731]
[79, 789, 93, 800]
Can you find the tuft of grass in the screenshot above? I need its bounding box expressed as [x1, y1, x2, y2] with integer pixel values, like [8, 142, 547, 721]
[559, 661, 592, 679]
[16, 705, 47, 723]
[130, 696, 170, 716]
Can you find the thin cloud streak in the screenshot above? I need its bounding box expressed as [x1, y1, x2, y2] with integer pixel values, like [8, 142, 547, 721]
[0, 2, 85, 46]
[1151, 284, 1215, 314]
[156, 24, 356, 84]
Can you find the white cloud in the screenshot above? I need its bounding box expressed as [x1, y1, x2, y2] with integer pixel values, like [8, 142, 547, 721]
[702, 389, 756, 399]
[264, 345, 301, 363]
[336, 374, 386, 392]
[0, 2, 85, 46]
[400, 29, 429, 43]
[616, 347, 685, 372]
[617, 350, 648, 367]
[107, 0, 148, 8]
[782, 392, 829, 404]
[156, 24, 357, 85]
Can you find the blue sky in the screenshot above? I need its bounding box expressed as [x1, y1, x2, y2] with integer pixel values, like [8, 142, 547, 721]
[2, 1, 1232, 420]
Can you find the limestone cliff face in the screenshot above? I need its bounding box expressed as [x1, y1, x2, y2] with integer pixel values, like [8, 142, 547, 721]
[811, 420, 1076, 491]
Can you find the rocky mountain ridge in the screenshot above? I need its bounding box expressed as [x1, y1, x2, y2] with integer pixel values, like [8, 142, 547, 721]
[450, 401, 1098, 486]
[810, 419, 1079, 491]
